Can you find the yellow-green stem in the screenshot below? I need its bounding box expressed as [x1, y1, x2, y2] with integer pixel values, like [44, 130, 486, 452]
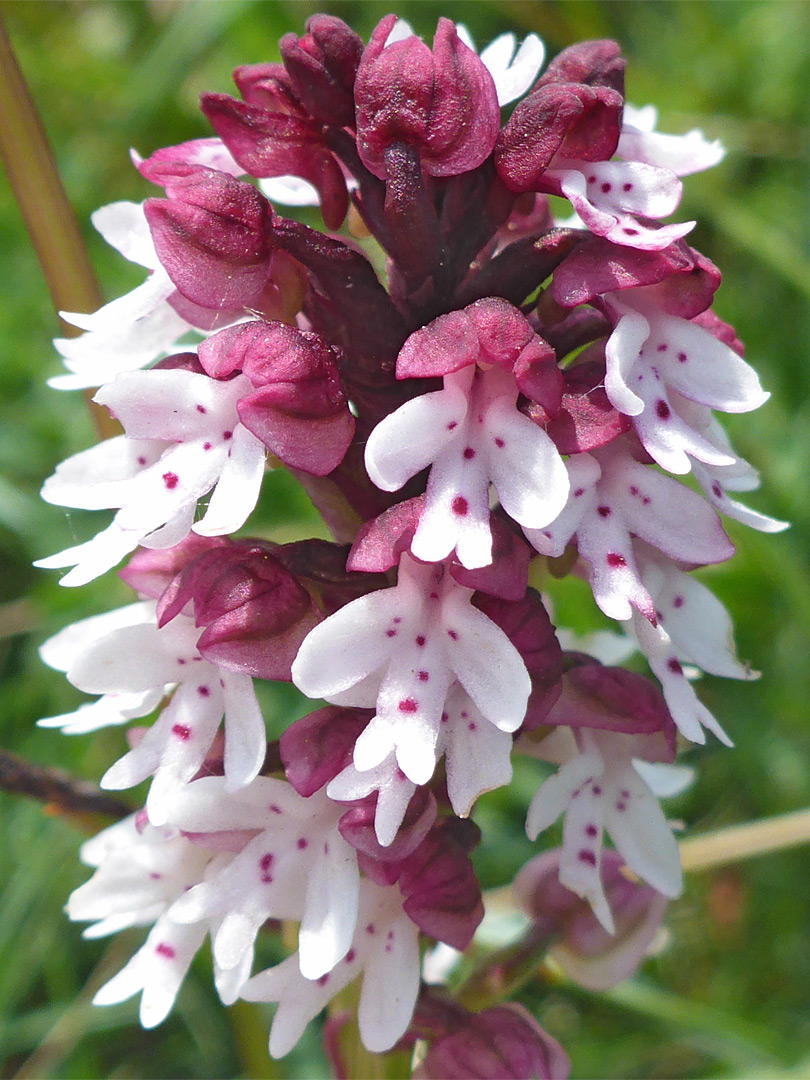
[0, 15, 117, 439]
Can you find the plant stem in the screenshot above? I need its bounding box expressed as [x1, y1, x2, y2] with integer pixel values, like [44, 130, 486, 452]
[0, 747, 131, 824]
[678, 807, 810, 872]
[0, 15, 118, 439]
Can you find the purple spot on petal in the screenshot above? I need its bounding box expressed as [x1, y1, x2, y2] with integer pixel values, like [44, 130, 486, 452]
[673, 595, 684, 608]
[657, 343, 668, 352]
[317, 974, 329, 986]
[574, 488, 584, 497]
[623, 227, 639, 236]
[172, 724, 191, 741]
[621, 790, 630, 799]
[399, 697, 418, 713]
[222, 430, 232, 440]
[712, 482, 723, 498]
[623, 182, 633, 192]
[196, 404, 207, 414]
[494, 437, 505, 448]
[416, 635, 426, 647]
[269, 804, 282, 814]
[197, 685, 210, 697]
[607, 552, 626, 567]
[366, 923, 375, 935]
[177, 658, 187, 666]
[585, 824, 598, 838]
[259, 853, 274, 883]
[592, 785, 602, 796]
[155, 943, 175, 960]
[678, 351, 688, 363]
[162, 472, 179, 490]
[597, 505, 611, 518]
[616, 802, 627, 812]
[386, 629, 397, 638]
[451, 495, 469, 516]
[203, 442, 212, 451]
[441, 712, 449, 723]
[656, 399, 670, 420]
[463, 447, 475, 460]
[150, 871, 162, 880]
[417, 670, 429, 682]
[137, 456, 147, 466]
[346, 949, 355, 963]
[447, 421, 458, 431]
[601, 182, 612, 193]
[578, 850, 597, 866]
[447, 629, 458, 641]
[587, 175, 597, 184]
[667, 658, 683, 675]
[468, 721, 476, 732]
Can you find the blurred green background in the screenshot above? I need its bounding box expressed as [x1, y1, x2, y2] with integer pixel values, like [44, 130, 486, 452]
[1, 1, 809, 1077]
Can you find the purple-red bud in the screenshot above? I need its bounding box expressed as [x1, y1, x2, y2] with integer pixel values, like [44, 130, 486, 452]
[155, 540, 322, 680]
[355, 16, 499, 179]
[199, 320, 354, 475]
[514, 848, 668, 990]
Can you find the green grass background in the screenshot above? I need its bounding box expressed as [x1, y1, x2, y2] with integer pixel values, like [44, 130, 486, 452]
[1, 1, 809, 1076]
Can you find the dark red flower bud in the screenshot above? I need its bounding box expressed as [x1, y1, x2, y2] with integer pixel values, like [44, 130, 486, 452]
[232, 62, 299, 111]
[201, 93, 349, 229]
[155, 540, 322, 680]
[514, 848, 668, 990]
[398, 818, 484, 950]
[495, 81, 623, 193]
[198, 320, 354, 476]
[280, 15, 363, 127]
[140, 162, 276, 309]
[396, 297, 563, 415]
[538, 40, 626, 94]
[416, 1002, 570, 1080]
[338, 786, 437, 863]
[280, 705, 372, 797]
[355, 16, 499, 179]
[545, 659, 677, 757]
[537, 358, 631, 454]
[119, 534, 228, 599]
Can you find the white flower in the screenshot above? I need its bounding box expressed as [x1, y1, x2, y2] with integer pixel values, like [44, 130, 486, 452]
[52, 201, 192, 390]
[603, 294, 769, 474]
[623, 542, 759, 746]
[525, 727, 682, 932]
[166, 777, 360, 983]
[525, 443, 733, 623]
[544, 157, 695, 252]
[68, 815, 239, 1027]
[292, 554, 530, 787]
[242, 879, 420, 1058]
[39, 601, 266, 822]
[328, 682, 514, 845]
[365, 364, 568, 570]
[618, 104, 725, 177]
[36, 368, 266, 586]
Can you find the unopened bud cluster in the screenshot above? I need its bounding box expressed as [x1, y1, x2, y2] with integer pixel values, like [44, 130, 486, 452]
[37, 13, 783, 1077]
